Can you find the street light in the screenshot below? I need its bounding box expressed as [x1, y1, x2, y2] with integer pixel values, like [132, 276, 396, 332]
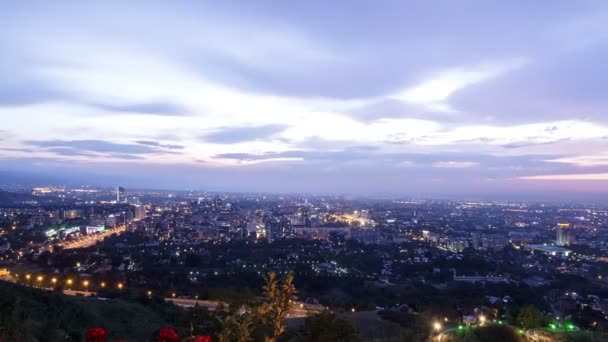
[51, 277, 57, 287]
[67, 279, 73, 289]
[433, 321, 442, 332]
[479, 315, 486, 325]
[83, 280, 89, 292]
[117, 283, 123, 290]
[100, 282, 106, 288]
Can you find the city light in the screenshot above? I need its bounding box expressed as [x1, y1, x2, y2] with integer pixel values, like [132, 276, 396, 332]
[478, 315, 486, 324]
[433, 322, 442, 332]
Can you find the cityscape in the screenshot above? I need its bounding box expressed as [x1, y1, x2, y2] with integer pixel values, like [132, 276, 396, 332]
[2, 1, 608, 341]
[0, 185, 608, 340]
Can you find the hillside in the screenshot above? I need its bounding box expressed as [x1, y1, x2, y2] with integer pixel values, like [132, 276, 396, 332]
[0, 281, 179, 341]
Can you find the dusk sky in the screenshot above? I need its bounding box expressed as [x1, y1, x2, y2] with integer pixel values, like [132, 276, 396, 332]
[2, 1, 608, 197]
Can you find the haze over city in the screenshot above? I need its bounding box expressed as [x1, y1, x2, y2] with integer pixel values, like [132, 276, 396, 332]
[1, 1, 608, 197]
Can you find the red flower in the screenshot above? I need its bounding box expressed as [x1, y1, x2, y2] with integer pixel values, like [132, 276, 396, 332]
[157, 327, 180, 342]
[85, 327, 109, 342]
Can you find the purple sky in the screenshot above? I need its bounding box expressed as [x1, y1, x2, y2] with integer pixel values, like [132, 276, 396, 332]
[1, 1, 608, 196]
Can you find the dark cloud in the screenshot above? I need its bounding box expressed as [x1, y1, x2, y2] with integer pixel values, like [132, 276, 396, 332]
[46, 147, 99, 157]
[212, 149, 558, 174]
[25, 140, 159, 154]
[23, 139, 184, 160]
[200, 125, 288, 144]
[108, 154, 146, 160]
[0, 147, 34, 153]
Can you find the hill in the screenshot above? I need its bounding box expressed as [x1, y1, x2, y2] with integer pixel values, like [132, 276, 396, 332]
[0, 281, 180, 341]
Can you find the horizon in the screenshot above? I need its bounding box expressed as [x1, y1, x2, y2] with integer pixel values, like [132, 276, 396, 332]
[2, 1, 608, 195]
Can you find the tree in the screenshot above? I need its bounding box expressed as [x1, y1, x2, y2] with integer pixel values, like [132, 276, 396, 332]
[517, 305, 543, 330]
[217, 313, 255, 342]
[3, 299, 35, 342]
[301, 311, 359, 342]
[259, 272, 296, 342]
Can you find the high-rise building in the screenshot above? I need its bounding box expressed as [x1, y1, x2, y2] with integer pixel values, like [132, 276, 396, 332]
[105, 214, 117, 228]
[556, 223, 572, 246]
[134, 205, 146, 221]
[116, 186, 126, 203]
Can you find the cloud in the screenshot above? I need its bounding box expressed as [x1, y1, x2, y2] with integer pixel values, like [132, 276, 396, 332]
[546, 154, 608, 167]
[22, 139, 184, 160]
[46, 147, 99, 157]
[502, 138, 571, 149]
[521, 173, 608, 180]
[433, 161, 479, 169]
[201, 125, 288, 144]
[2, 1, 608, 195]
[90, 101, 188, 116]
[133, 140, 184, 150]
[391, 59, 527, 113]
[25, 140, 160, 154]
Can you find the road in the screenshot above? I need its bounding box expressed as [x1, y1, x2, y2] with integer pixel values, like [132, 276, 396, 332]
[61, 225, 127, 249]
[58, 290, 319, 318]
[165, 297, 321, 318]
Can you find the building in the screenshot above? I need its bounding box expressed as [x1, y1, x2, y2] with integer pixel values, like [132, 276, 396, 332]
[525, 244, 571, 257]
[556, 223, 572, 246]
[105, 214, 117, 228]
[133, 205, 146, 221]
[446, 237, 469, 252]
[63, 209, 83, 219]
[481, 234, 509, 251]
[116, 186, 126, 203]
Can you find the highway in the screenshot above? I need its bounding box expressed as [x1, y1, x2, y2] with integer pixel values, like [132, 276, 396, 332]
[58, 290, 319, 318]
[165, 297, 321, 318]
[61, 225, 127, 249]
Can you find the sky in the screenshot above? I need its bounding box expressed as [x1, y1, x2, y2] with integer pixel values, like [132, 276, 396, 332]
[1, 1, 608, 197]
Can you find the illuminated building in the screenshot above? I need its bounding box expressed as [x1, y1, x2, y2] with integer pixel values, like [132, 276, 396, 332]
[116, 186, 126, 203]
[134, 205, 146, 221]
[556, 223, 572, 246]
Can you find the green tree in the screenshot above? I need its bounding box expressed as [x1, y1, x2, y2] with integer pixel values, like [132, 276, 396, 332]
[517, 305, 543, 330]
[301, 311, 359, 342]
[260, 272, 296, 342]
[217, 312, 255, 342]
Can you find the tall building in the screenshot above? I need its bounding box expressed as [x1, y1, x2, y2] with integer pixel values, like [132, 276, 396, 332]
[556, 223, 572, 246]
[105, 214, 117, 228]
[133, 205, 146, 221]
[116, 186, 126, 203]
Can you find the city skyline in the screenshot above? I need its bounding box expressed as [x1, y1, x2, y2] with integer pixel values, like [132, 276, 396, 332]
[2, 1, 608, 195]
